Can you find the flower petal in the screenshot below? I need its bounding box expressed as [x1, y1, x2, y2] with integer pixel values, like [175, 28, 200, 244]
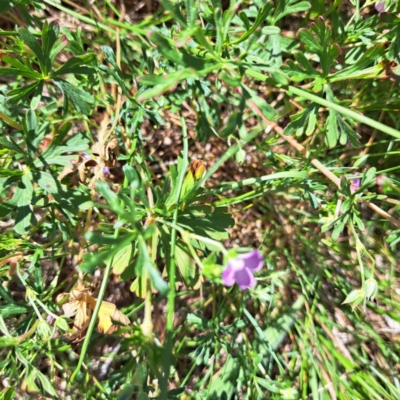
[227, 257, 245, 271]
[239, 250, 263, 271]
[235, 267, 255, 290]
[222, 265, 235, 287]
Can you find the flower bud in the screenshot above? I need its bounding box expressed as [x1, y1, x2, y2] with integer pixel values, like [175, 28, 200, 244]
[342, 289, 365, 309]
[364, 278, 378, 301]
[37, 320, 52, 340]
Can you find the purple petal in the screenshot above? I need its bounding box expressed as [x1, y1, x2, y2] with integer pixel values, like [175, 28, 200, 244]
[352, 178, 361, 187]
[227, 257, 245, 271]
[238, 250, 263, 271]
[222, 265, 236, 287]
[375, 1, 385, 13]
[103, 166, 110, 175]
[235, 267, 255, 290]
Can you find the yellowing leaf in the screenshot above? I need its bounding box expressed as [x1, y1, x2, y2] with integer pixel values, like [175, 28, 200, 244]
[112, 244, 132, 275]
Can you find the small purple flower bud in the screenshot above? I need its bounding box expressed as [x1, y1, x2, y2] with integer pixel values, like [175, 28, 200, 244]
[46, 315, 53, 323]
[375, 1, 386, 13]
[222, 250, 263, 290]
[350, 174, 361, 193]
[82, 152, 90, 160]
[103, 166, 110, 175]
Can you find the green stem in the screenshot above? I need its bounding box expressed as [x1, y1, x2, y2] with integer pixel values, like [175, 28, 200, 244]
[204, 170, 307, 195]
[287, 86, 400, 140]
[0, 111, 22, 130]
[159, 115, 188, 398]
[70, 230, 118, 382]
[167, 115, 188, 329]
[156, 218, 227, 254]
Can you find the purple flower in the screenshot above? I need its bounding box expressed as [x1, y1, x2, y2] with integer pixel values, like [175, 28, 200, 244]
[82, 152, 91, 160]
[375, 1, 385, 13]
[103, 166, 110, 175]
[222, 250, 264, 290]
[350, 174, 361, 193]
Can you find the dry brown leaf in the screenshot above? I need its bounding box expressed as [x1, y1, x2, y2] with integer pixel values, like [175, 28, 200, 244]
[60, 284, 131, 336]
[91, 135, 119, 167]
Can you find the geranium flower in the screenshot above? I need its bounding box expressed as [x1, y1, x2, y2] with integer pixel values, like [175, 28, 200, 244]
[222, 250, 264, 290]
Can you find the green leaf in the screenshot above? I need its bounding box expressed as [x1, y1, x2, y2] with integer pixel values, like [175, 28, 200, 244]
[36, 369, 57, 397]
[297, 17, 339, 77]
[50, 36, 69, 64]
[0, 67, 41, 80]
[52, 54, 96, 77]
[96, 181, 124, 214]
[0, 303, 30, 317]
[261, 26, 281, 35]
[195, 111, 213, 141]
[178, 205, 234, 242]
[175, 243, 197, 287]
[41, 21, 59, 73]
[99, 65, 129, 96]
[284, 103, 320, 137]
[7, 81, 42, 106]
[208, 354, 238, 398]
[53, 78, 94, 115]
[239, 11, 251, 30]
[137, 69, 198, 101]
[329, 45, 385, 82]
[326, 109, 338, 148]
[19, 28, 46, 74]
[149, 31, 213, 71]
[0, 136, 25, 154]
[35, 131, 89, 167]
[0, 0, 13, 12]
[34, 171, 60, 194]
[273, 0, 311, 23]
[23, 109, 38, 156]
[160, 0, 187, 27]
[137, 236, 168, 294]
[331, 214, 349, 241]
[15, 205, 36, 235]
[187, 312, 208, 327]
[1, 55, 43, 79]
[80, 234, 135, 273]
[230, 2, 274, 45]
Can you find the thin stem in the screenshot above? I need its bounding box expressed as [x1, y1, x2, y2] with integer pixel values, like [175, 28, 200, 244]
[287, 86, 400, 141]
[166, 116, 188, 330]
[155, 218, 227, 254]
[103, 3, 125, 142]
[70, 230, 119, 382]
[159, 114, 188, 398]
[0, 111, 22, 130]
